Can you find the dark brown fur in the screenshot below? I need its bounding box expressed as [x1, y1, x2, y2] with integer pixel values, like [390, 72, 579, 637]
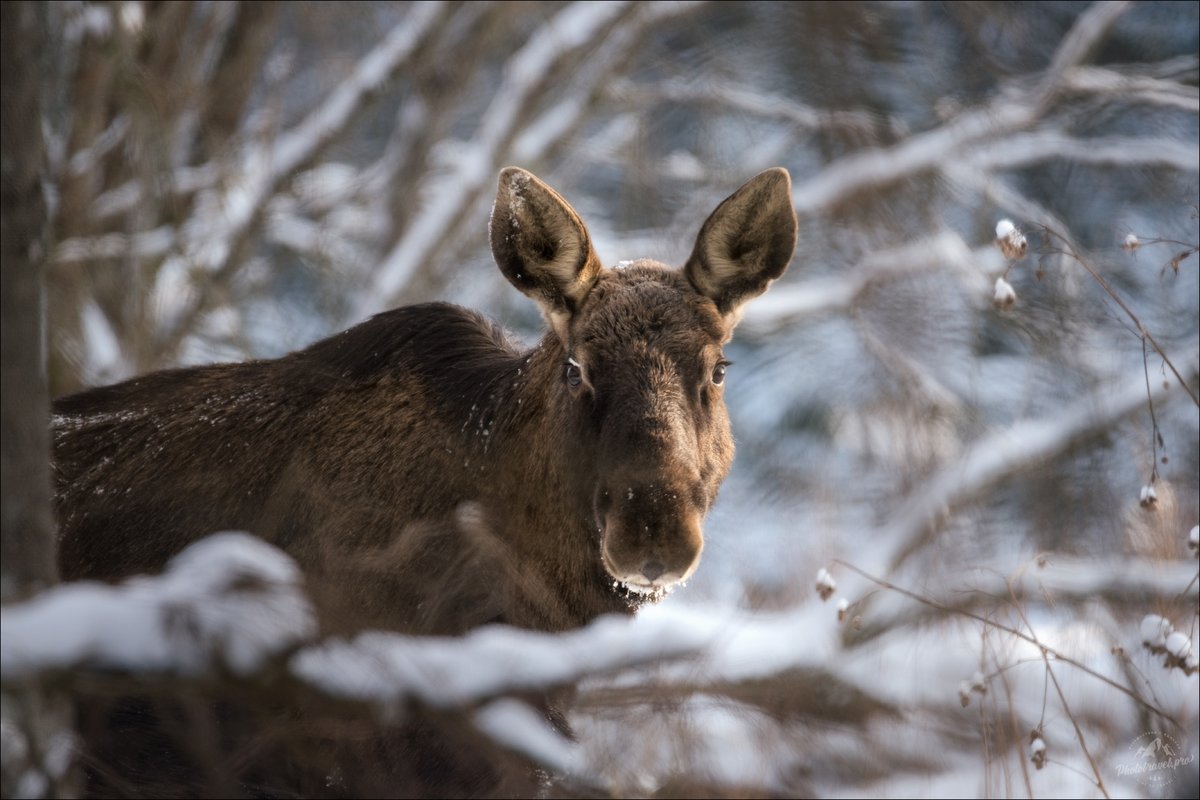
[54, 167, 798, 634]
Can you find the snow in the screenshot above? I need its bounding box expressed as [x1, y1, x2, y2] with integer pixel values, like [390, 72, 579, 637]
[474, 698, 583, 777]
[836, 597, 850, 621]
[1, 533, 315, 679]
[117, 2, 144, 35]
[291, 607, 706, 707]
[286, 599, 834, 714]
[992, 276, 1017, 309]
[1165, 631, 1192, 660]
[816, 567, 837, 600]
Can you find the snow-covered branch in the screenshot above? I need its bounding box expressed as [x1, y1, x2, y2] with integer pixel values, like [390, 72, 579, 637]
[740, 232, 1001, 334]
[606, 77, 883, 137]
[1032, 1, 1132, 105]
[269, 3, 450, 183]
[966, 132, 1200, 173]
[512, 2, 707, 166]
[1, 533, 314, 682]
[153, 2, 449, 353]
[0, 530, 845, 715]
[870, 346, 1200, 577]
[360, 0, 638, 314]
[790, 1, 1133, 217]
[1065, 64, 1200, 112]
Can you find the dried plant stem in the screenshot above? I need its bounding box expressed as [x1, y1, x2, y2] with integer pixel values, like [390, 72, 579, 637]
[1009, 590, 1110, 796]
[1043, 659, 1110, 797]
[1041, 225, 1199, 407]
[1142, 339, 1163, 482]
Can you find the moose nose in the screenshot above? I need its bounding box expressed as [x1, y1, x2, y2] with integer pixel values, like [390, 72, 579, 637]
[640, 560, 666, 582]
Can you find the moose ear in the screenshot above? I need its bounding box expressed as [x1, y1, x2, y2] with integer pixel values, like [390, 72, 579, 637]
[490, 167, 602, 336]
[684, 168, 797, 324]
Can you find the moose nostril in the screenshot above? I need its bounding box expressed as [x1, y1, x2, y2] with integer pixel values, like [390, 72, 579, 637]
[641, 560, 666, 582]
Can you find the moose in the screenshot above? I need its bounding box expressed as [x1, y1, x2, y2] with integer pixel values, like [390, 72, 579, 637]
[53, 166, 798, 634]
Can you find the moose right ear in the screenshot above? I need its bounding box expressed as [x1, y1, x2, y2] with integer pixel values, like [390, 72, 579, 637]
[684, 168, 797, 326]
[490, 167, 602, 338]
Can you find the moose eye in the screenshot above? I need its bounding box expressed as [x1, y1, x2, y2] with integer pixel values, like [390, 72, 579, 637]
[711, 361, 729, 386]
[565, 358, 583, 388]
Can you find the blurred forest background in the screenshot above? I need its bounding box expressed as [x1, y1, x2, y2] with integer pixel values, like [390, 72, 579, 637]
[2, 0, 1198, 797]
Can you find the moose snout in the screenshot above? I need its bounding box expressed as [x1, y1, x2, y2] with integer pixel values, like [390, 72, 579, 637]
[597, 480, 705, 592]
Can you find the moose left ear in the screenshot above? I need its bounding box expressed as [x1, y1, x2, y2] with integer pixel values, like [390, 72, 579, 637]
[490, 167, 603, 339]
[684, 168, 798, 325]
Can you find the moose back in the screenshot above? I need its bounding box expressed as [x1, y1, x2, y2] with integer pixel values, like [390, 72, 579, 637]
[53, 167, 798, 633]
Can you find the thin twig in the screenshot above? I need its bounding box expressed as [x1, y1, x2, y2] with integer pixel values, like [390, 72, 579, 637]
[833, 560, 1182, 728]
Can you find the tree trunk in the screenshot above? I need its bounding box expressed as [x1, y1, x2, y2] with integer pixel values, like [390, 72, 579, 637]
[2, 3, 75, 797]
[1, 0, 54, 602]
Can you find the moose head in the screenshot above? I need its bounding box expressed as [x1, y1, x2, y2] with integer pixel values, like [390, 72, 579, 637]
[489, 167, 797, 594]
